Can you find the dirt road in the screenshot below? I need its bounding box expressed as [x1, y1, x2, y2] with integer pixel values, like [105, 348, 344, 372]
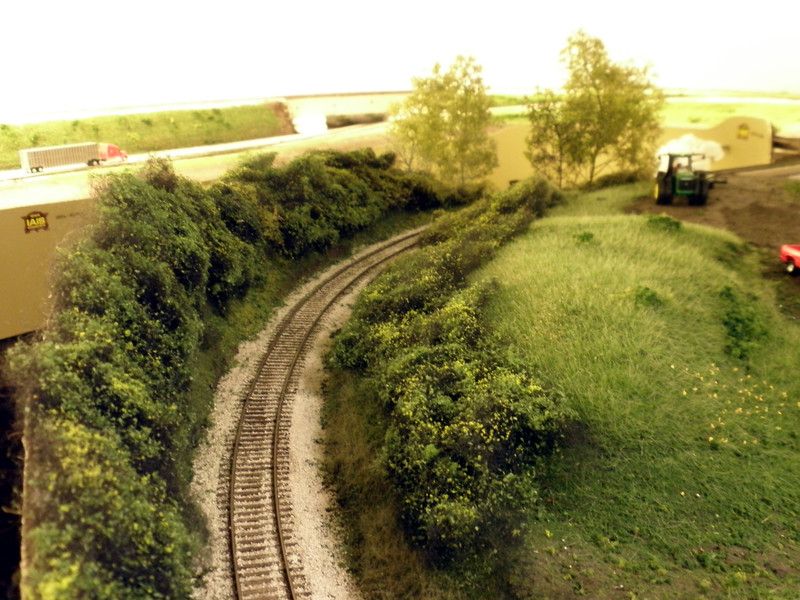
[628, 165, 800, 254]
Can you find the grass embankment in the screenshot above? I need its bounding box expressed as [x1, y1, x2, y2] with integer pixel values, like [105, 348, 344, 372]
[0, 103, 290, 170]
[325, 182, 800, 599]
[482, 186, 800, 598]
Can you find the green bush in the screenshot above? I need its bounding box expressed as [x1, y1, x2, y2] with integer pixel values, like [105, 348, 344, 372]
[368, 284, 573, 566]
[24, 418, 195, 600]
[213, 149, 453, 258]
[421, 178, 564, 247]
[8, 151, 461, 599]
[211, 180, 283, 249]
[328, 176, 573, 569]
[719, 285, 768, 361]
[645, 212, 683, 232]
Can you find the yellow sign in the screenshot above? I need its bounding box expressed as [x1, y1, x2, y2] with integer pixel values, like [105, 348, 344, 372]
[22, 211, 49, 233]
[738, 124, 750, 140]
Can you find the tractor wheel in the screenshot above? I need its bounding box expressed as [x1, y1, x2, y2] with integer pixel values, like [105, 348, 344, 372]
[655, 176, 672, 205]
[688, 179, 710, 206]
[787, 260, 798, 275]
[697, 179, 710, 205]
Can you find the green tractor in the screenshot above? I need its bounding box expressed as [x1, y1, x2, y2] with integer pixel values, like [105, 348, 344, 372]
[655, 153, 719, 206]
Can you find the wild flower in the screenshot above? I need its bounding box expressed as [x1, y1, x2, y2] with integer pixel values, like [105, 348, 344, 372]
[678, 364, 797, 448]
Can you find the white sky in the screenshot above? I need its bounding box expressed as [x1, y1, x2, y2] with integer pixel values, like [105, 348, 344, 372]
[2, 0, 798, 122]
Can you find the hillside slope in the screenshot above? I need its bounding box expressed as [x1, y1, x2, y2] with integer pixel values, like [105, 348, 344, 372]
[473, 185, 800, 599]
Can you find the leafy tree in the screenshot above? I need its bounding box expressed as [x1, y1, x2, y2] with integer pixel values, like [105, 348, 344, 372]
[525, 89, 583, 189]
[390, 55, 498, 186]
[527, 30, 664, 187]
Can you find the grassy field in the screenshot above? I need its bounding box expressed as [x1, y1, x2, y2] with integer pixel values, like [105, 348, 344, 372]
[324, 182, 800, 599]
[662, 96, 800, 132]
[0, 103, 288, 170]
[494, 92, 800, 134]
[471, 185, 800, 598]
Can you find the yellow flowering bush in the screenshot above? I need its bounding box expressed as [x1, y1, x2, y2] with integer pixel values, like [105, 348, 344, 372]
[330, 177, 573, 566]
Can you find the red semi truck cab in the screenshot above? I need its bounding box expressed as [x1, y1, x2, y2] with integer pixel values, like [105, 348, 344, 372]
[99, 143, 128, 162]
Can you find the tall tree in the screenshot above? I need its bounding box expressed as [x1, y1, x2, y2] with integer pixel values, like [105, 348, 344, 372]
[525, 89, 582, 189]
[527, 31, 664, 187]
[390, 56, 498, 186]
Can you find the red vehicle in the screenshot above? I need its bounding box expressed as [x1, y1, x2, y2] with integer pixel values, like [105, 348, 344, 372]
[779, 244, 800, 274]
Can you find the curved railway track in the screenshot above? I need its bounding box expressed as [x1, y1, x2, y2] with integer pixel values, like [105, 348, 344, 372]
[227, 229, 423, 600]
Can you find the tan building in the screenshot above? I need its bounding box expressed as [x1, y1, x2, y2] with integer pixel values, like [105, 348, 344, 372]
[487, 116, 774, 190]
[657, 116, 773, 171]
[488, 125, 536, 190]
[0, 197, 92, 339]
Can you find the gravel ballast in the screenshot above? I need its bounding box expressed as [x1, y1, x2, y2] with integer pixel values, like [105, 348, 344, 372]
[190, 245, 390, 600]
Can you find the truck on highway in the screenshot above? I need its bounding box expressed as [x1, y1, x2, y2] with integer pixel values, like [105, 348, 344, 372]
[20, 142, 128, 172]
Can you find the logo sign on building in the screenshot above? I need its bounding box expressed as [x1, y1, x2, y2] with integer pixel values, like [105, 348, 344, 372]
[22, 211, 49, 233]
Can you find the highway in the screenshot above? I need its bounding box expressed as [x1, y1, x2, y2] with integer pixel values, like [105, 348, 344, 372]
[0, 122, 389, 207]
[0, 98, 525, 202]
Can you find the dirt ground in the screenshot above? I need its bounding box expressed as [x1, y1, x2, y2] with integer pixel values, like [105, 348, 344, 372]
[627, 165, 800, 254]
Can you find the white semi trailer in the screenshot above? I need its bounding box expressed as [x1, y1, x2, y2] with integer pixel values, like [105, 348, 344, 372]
[19, 142, 127, 172]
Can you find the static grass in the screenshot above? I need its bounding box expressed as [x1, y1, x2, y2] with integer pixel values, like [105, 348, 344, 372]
[322, 182, 800, 598]
[548, 182, 653, 217]
[472, 196, 800, 598]
[484, 216, 738, 428]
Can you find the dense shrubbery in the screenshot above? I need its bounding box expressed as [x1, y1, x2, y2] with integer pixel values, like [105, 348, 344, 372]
[211, 149, 476, 259]
[7, 149, 455, 599]
[328, 177, 574, 569]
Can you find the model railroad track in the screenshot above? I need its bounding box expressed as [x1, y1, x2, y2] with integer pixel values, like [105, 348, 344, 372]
[228, 230, 423, 600]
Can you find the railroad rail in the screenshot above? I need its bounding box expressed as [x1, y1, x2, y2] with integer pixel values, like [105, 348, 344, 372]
[228, 229, 423, 600]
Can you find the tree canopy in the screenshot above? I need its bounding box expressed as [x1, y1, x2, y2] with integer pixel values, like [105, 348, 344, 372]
[526, 31, 664, 188]
[390, 56, 498, 186]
